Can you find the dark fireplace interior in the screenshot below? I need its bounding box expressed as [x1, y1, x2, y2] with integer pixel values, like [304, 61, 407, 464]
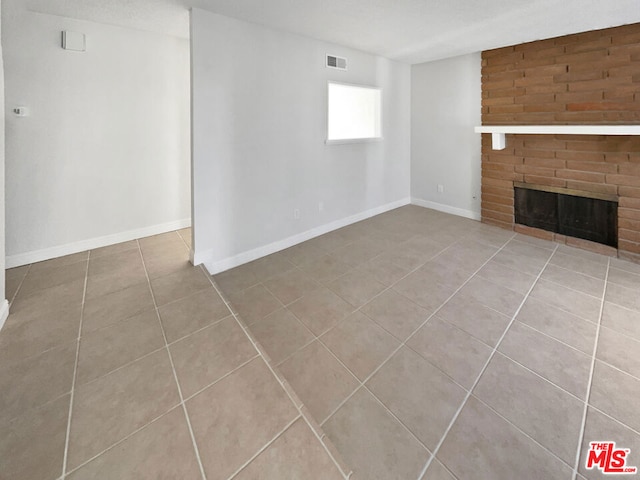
[514, 184, 618, 248]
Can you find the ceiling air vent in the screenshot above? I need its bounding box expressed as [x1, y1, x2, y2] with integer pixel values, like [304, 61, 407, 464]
[327, 54, 347, 71]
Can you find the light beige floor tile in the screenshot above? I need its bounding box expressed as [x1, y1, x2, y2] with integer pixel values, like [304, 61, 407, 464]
[330, 238, 387, 267]
[516, 297, 597, 354]
[607, 266, 640, 290]
[82, 283, 155, 333]
[149, 267, 211, 306]
[438, 396, 572, 480]
[19, 260, 88, 298]
[159, 289, 231, 343]
[86, 250, 147, 298]
[458, 276, 524, 317]
[605, 282, 640, 312]
[437, 294, 510, 347]
[227, 284, 282, 325]
[357, 253, 412, 286]
[28, 252, 88, 272]
[67, 350, 180, 470]
[0, 342, 76, 424]
[503, 239, 554, 261]
[90, 240, 139, 259]
[541, 263, 605, 297]
[10, 279, 85, 314]
[590, 361, 640, 432]
[513, 232, 555, 250]
[66, 407, 201, 480]
[321, 311, 399, 381]
[305, 230, 353, 253]
[0, 304, 82, 364]
[249, 308, 315, 365]
[138, 232, 183, 250]
[323, 388, 428, 480]
[611, 257, 640, 275]
[549, 252, 608, 280]
[578, 408, 640, 480]
[556, 243, 610, 264]
[213, 264, 261, 294]
[170, 317, 257, 398]
[299, 255, 352, 283]
[499, 321, 591, 398]
[393, 267, 461, 311]
[263, 268, 319, 305]
[474, 353, 583, 464]
[492, 248, 548, 276]
[142, 248, 192, 280]
[596, 326, 640, 378]
[367, 347, 466, 450]
[6, 265, 29, 301]
[177, 227, 192, 247]
[186, 357, 298, 480]
[381, 242, 442, 270]
[601, 301, 640, 342]
[76, 310, 165, 385]
[530, 279, 602, 322]
[245, 254, 296, 283]
[279, 242, 325, 266]
[327, 271, 386, 308]
[360, 289, 430, 341]
[407, 317, 492, 389]
[476, 260, 537, 295]
[287, 287, 354, 336]
[0, 394, 69, 480]
[279, 341, 359, 424]
[423, 459, 457, 480]
[234, 418, 343, 480]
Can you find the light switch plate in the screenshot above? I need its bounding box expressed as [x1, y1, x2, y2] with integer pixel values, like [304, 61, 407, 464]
[62, 31, 86, 52]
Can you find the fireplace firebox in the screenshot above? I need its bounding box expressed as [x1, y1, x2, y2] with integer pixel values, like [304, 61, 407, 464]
[514, 183, 618, 248]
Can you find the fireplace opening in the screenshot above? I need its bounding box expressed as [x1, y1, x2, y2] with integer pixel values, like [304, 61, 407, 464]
[514, 183, 618, 248]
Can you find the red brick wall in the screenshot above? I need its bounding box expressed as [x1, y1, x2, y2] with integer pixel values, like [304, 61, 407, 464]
[481, 23, 640, 260]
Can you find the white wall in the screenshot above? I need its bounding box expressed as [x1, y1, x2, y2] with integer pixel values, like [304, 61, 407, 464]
[191, 9, 411, 273]
[411, 53, 482, 220]
[0, 1, 8, 328]
[3, 3, 191, 267]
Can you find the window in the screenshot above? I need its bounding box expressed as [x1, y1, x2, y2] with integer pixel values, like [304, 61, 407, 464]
[327, 82, 382, 143]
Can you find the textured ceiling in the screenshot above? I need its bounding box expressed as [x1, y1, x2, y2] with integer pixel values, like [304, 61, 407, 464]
[19, 0, 640, 63]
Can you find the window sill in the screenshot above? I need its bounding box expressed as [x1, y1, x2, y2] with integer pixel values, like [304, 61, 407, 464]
[325, 137, 383, 145]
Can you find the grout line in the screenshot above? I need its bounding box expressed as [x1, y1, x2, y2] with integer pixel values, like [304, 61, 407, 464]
[7, 264, 32, 306]
[63, 405, 183, 476]
[136, 240, 208, 480]
[571, 257, 610, 480]
[318, 234, 520, 432]
[416, 242, 559, 480]
[61, 252, 91, 478]
[225, 415, 302, 480]
[202, 269, 352, 479]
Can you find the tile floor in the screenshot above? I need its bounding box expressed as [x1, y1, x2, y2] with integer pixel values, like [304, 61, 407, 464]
[0, 228, 346, 480]
[214, 206, 640, 480]
[1, 205, 640, 479]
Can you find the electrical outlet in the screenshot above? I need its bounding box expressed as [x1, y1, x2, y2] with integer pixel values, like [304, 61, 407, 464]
[318, 202, 324, 212]
[437, 184, 444, 193]
[294, 209, 300, 220]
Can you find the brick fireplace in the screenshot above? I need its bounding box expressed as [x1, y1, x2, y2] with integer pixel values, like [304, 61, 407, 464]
[480, 22, 640, 262]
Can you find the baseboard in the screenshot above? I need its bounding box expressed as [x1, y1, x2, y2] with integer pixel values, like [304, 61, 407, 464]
[201, 197, 411, 274]
[0, 300, 9, 332]
[411, 198, 481, 221]
[6, 218, 192, 268]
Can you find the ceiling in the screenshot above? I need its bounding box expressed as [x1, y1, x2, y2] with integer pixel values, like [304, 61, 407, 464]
[20, 0, 640, 63]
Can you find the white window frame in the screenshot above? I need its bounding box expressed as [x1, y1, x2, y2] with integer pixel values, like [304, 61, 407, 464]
[326, 81, 383, 145]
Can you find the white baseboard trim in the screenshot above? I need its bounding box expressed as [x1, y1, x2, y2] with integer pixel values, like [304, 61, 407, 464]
[411, 198, 481, 221]
[201, 198, 411, 275]
[6, 218, 192, 268]
[0, 300, 9, 332]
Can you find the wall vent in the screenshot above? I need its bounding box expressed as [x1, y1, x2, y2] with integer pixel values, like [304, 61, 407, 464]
[326, 55, 347, 71]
